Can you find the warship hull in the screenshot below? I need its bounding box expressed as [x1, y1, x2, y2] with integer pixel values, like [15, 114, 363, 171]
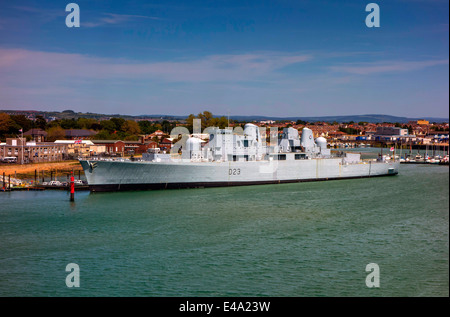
[80, 158, 400, 192]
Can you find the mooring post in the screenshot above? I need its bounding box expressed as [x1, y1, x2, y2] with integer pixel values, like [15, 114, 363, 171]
[2, 172, 5, 190]
[70, 171, 75, 202]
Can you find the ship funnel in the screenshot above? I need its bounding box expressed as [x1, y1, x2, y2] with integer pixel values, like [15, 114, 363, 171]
[182, 137, 203, 160]
[300, 128, 315, 149]
[244, 123, 261, 142]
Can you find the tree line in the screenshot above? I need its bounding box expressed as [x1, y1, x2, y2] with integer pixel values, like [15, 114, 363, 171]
[0, 112, 179, 141]
[0, 111, 235, 142]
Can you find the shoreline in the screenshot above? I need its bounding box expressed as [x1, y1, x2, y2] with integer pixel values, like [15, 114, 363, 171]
[0, 160, 84, 180]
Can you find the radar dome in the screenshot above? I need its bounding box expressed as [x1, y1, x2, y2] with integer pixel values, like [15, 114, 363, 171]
[315, 137, 327, 149]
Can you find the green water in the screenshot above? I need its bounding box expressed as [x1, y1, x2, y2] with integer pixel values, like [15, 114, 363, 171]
[0, 164, 448, 297]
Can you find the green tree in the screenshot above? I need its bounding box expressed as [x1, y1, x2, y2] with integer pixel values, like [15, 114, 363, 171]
[47, 120, 61, 129]
[185, 111, 228, 131]
[185, 114, 196, 132]
[77, 118, 97, 130]
[197, 111, 213, 129]
[161, 120, 174, 133]
[138, 120, 153, 134]
[100, 120, 116, 132]
[216, 116, 228, 129]
[122, 120, 141, 135]
[123, 134, 139, 141]
[34, 115, 47, 130]
[60, 118, 80, 129]
[153, 123, 162, 131]
[10, 115, 33, 133]
[0, 113, 12, 137]
[90, 122, 102, 131]
[94, 129, 120, 140]
[47, 126, 66, 141]
[110, 117, 126, 131]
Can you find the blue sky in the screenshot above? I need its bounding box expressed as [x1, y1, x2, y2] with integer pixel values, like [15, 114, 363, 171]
[0, 0, 448, 118]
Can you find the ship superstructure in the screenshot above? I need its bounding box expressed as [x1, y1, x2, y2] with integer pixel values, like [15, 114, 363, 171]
[80, 124, 399, 192]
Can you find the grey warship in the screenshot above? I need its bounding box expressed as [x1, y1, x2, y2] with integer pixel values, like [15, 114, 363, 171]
[79, 124, 399, 192]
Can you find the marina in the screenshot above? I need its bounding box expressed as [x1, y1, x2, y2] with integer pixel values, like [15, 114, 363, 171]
[1, 171, 88, 192]
[0, 162, 447, 297]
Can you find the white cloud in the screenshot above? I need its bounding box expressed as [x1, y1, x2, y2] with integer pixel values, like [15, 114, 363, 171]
[0, 48, 313, 112]
[0, 48, 312, 83]
[84, 13, 162, 28]
[330, 59, 449, 75]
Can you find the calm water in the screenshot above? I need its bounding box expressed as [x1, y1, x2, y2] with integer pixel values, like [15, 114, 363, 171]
[0, 163, 448, 297]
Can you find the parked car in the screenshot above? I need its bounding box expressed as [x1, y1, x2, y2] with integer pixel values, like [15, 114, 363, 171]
[2, 157, 17, 163]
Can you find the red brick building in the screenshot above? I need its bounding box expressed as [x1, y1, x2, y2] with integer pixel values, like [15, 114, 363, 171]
[91, 140, 125, 156]
[124, 140, 158, 155]
[159, 138, 173, 151]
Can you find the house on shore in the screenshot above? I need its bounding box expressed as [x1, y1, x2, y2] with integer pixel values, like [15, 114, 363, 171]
[23, 128, 48, 142]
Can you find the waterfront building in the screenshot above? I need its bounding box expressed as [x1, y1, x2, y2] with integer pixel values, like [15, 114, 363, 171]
[123, 140, 158, 155]
[91, 140, 160, 156]
[0, 138, 67, 163]
[159, 138, 173, 151]
[141, 130, 166, 142]
[369, 126, 415, 142]
[91, 140, 125, 156]
[89, 143, 108, 156]
[54, 140, 106, 158]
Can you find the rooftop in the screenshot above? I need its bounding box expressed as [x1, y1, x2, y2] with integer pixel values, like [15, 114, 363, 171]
[65, 129, 96, 137]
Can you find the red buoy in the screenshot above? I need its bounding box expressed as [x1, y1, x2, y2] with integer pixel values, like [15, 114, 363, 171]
[70, 172, 75, 202]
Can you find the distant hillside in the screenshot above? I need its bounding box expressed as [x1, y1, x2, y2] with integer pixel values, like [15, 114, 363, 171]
[127, 113, 449, 123]
[222, 114, 449, 124]
[0, 109, 181, 121]
[1, 109, 448, 124]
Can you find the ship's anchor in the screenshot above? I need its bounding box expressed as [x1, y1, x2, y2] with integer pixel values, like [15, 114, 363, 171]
[87, 161, 97, 173]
